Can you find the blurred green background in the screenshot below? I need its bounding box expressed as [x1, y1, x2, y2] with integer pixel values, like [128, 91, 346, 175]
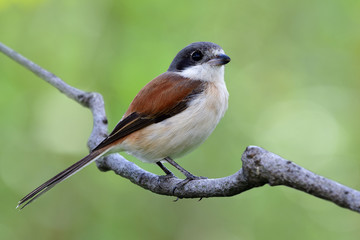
[1, 0, 360, 239]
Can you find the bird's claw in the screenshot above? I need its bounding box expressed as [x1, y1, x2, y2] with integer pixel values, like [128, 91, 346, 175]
[172, 175, 207, 195]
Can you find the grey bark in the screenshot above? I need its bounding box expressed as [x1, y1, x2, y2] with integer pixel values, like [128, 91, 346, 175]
[1, 41, 359, 214]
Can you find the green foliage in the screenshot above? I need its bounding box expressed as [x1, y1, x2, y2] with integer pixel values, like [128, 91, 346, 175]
[1, 0, 360, 239]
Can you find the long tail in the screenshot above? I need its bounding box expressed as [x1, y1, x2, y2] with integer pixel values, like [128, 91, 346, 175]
[17, 148, 110, 210]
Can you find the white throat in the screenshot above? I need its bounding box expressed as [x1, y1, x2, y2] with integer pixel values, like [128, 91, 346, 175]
[177, 64, 225, 83]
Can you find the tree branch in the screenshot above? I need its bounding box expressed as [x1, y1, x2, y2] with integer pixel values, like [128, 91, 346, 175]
[1, 41, 359, 213]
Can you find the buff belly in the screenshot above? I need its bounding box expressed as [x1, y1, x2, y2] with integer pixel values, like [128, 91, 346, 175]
[118, 82, 228, 163]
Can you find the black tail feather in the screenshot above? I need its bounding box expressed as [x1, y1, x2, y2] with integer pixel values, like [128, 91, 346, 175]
[17, 149, 106, 210]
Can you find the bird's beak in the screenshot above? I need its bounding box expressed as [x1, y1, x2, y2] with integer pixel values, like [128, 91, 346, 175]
[208, 54, 231, 66]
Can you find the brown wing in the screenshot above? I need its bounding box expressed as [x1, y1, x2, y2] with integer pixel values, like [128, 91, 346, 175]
[93, 72, 204, 151]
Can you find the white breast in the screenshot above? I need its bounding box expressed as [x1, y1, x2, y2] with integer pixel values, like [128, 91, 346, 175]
[120, 74, 229, 163]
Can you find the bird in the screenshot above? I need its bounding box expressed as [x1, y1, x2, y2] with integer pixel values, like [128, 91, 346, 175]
[17, 41, 231, 209]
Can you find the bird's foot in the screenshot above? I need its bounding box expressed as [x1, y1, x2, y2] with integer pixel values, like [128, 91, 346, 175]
[158, 172, 177, 181]
[172, 175, 207, 195]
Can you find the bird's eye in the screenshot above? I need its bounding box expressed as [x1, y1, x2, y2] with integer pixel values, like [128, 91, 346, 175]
[191, 51, 203, 61]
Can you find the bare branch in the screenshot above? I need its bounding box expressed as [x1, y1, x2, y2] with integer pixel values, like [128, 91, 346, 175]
[241, 146, 360, 212]
[0, 42, 84, 104]
[1, 41, 359, 213]
[0, 42, 108, 151]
